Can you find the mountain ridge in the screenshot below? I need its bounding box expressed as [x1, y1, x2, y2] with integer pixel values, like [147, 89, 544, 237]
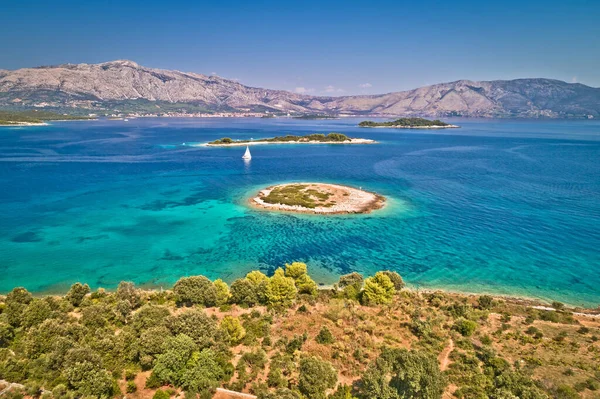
[1, 60, 598, 118]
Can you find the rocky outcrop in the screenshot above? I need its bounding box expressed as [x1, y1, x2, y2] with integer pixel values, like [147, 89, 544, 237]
[1, 60, 598, 118]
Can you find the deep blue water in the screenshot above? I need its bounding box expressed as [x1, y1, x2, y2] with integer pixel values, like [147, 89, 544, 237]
[0, 118, 599, 306]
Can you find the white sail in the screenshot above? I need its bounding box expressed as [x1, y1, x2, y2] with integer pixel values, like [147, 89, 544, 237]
[242, 145, 252, 160]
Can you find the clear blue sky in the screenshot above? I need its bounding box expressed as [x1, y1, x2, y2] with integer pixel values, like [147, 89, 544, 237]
[1, 0, 599, 95]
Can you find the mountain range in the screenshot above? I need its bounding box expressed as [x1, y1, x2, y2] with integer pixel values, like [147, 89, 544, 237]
[0, 60, 599, 118]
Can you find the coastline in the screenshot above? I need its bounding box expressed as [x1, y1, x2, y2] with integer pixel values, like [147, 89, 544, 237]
[248, 183, 386, 215]
[202, 138, 376, 147]
[17, 281, 600, 314]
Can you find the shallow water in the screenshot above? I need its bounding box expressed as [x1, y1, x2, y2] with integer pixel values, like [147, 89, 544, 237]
[0, 117, 599, 306]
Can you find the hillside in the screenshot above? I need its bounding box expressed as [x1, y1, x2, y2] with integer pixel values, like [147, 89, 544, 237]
[0, 265, 599, 399]
[0, 60, 599, 118]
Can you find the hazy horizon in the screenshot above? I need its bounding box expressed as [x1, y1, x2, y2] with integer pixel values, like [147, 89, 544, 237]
[1, 0, 599, 96]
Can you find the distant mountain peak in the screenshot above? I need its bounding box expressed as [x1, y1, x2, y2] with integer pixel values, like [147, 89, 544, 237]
[0, 61, 598, 118]
[99, 60, 140, 68]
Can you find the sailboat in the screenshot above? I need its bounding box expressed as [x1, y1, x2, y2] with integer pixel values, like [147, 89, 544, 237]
[242, 145, 252, 160]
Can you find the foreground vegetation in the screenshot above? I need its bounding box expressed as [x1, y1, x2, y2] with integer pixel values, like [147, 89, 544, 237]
[358, 118, 451, 127]
[0, 110, 93, 125]
[209, 133, 350, 145]
[1, 265, 599, 399]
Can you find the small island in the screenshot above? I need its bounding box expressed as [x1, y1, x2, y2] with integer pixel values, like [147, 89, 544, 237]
[358, 117, 459, 129]
[0, 110, 94, 126]
[206, 133, 375, 146]
[250, 183, 385, 214]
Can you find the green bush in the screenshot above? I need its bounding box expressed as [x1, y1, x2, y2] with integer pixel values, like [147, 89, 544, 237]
[126, 381, 137, 393]
[153, 390, 171, 399]
[65, 283, 90, 307]
[380, 271, 405, 291]
[477, 295, 494, 310]
[454, 318, 478, 337]
[315, 327, 335, 345]
[298, 356, 337, 399]
[173, 276, 218, 307]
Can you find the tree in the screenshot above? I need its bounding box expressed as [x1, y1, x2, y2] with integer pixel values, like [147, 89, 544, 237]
[151, 334, 198, 386]
[230, 278, 259, 307]
[329, 385, 358, 399]
[298, 356, 337, 399]
[117, 281, 142, 308]
[285, 262, 309, 279]
[169, 309, 217, 349]
[131, 305, 170, 332]
[246, 270, 269, 304]
[361, 272, 395, 305]
[285, 262, 317, 296]
[22, 300, 53, 328]
[338, 272, 364, 288]
[181, 349, 225, 398]
[138, 325, 173, 367]
[173, 276, 218, 307]
[66, 283, 90, 307]
[5, 287, 33, 327]
[220, 316, 246, 345]
[266, 268, 297, 308]
[214, 279, 231, 306]
[453, 318, 478, 337]
[63, 347, 115, 397]
[357, 357, 399, 399]
[358, 348, 446, 399]
[338, 272, 364, 301]
[6, 287, 33, 305]
[381, 271, 405, 291]
[0, 321, 14, 347]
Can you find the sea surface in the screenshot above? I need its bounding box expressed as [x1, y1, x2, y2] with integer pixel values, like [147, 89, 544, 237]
[1, 118, 599, 306]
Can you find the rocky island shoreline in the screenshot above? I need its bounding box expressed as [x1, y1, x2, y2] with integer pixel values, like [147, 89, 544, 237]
[203, 133, 376, 147]
[250, 183, 385, 214]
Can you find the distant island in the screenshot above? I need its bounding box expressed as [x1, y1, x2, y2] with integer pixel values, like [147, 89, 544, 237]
[0, 110, 93, 126]
[250, 183, 385, 214]
[206, 133, 376, 146]
[358, 117, 459, 129]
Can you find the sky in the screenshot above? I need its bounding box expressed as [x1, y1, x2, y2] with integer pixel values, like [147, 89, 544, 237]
[1, 0, 599, 95]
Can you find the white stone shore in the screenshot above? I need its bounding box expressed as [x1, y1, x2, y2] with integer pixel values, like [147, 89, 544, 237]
[250, 183, 385, 215]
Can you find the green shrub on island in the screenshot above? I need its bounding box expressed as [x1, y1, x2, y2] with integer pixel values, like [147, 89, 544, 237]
[358, 117, 450, 127]
[261, 184, 335, 209]
[209, 132, 350, 145]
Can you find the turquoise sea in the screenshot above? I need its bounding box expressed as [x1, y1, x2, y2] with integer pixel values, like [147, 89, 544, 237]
[0, 118, 599, 306]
